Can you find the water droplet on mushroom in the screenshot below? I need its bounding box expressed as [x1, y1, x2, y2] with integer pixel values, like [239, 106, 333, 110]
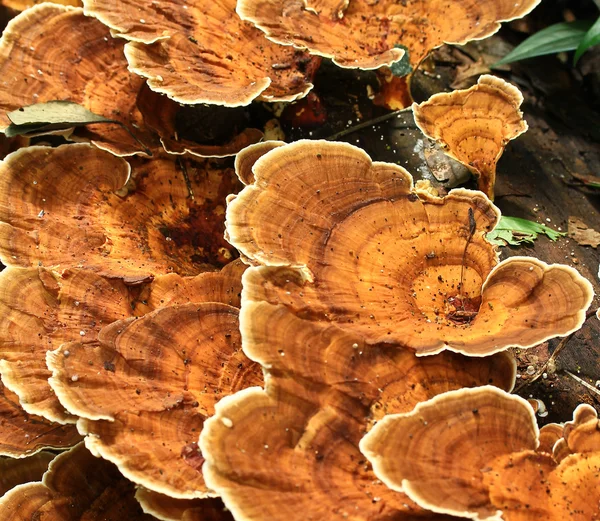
[79, 330, 86, 336]
[71, 374, 79, 382]
[221, 417, 233, 428]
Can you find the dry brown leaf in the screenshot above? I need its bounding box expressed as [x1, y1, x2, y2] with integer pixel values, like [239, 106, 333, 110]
[568, 216, 600, 248]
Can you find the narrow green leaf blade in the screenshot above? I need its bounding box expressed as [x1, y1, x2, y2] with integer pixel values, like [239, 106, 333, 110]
[574, 16, 600, 64]
[494, 20, 593, 66]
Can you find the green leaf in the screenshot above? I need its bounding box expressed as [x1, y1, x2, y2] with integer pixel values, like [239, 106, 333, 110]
[4, 101, 152, 155]
[494, 20, 594, 66]
[574, 15, 600, 64]
[390, 45, 413, 77]
[5, 101, 112, 136]
[486, 216, 565, 247]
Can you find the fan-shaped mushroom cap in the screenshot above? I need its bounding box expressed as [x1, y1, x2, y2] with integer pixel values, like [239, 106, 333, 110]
[236, 0, 540, 70]
[0, 261, 245, 424]
[0, 4, 161, 157]
[0, 378, 81, 456]
[1, 0, 80, 11]
[413, 75, 528, 198]
[234, 140, 286, 185]
[485, 450, 600, 521]
[48, 302, 263, 499]
[537, 423, 564, 454]
[0, 443, 158, 520]
[0, 144, 242, 278]
[226, 140, 593, 356]
[83, 0, 319, 106]
[136, 489, 233, 521]
[0, 452, 54, 496]
[200, 301, 515, 521]
[360, 386, 538, 521]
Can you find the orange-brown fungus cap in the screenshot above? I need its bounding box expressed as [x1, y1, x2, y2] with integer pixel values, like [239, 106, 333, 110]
[0, 443, 159, 520]
[0, 377, 81, 456]
[83, 0, 320, 106]
[237, 0, 540, 70]
[0, 261, 245, 424]
[0, 144, 242, 278]
[484, 404, 600, 520]
[413, 75, 528, 199]
[0, 4, 160, 157]
[227, 140, 593, 356]
[136, 489, 233, 521]
[360, 386, 539, 521]
[47, 302, 263, 499]
[0, 452, 54, 496]
[1, 0, 80, 11]
[200, 301, 515, 521]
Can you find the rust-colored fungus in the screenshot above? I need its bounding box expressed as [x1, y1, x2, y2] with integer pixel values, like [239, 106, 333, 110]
[0, 261, 245, 424]
[0, 452, 54, 496]
[48, 302, 263, 499]
[360, 386, 538, 520]
[0, 4, 159, 157]
[136, 489, 233, 521]
[226, 140, 593, 356]
[83, 0, 320, 106]
[1, 0, 80, 11]
[200, 302, 515, 521]
[236, 0, 540, 70]
[413, 75, 528, 199]
[234, 140, 285, 186]
[0, 144, 242, 279]
[0, 378, 81, 456]
[0, 443, 158, 520]
[551, 404, 600, 462]
[361, 388, 600, 521]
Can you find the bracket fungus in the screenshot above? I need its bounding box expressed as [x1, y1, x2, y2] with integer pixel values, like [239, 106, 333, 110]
[0, 260, 245, 426]
[0, 452, 54, 496]
[47, 301, 263, 499]
[0, 144, 242, 279]
[360, 387, 600, 521]
[83, 0, 319, 106]
[226, 140, 593, 356]
[135, 488, 233, 521]
[200, 301, 515, 521]
[413, 75, 528, 199]
[0, 443, 158, 520]
[0, 4, 161, 157]
[237, 0, 540, 70]
[0, 377, 81, 457]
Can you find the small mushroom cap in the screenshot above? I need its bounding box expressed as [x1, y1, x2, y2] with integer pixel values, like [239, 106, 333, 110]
[0, 443, 158, 520]
[0, 4, 159, 157]
[0, 378, 81, 456]
[83, 0, 319, 106]
[537, 423, 565, 454]
[227, 140, 593, 355]
[48, 303, 263, 498]
[234, 141, 286, 186]
[554, 404, 600, 460]
[484, 450, 600, 521]
[0, 144, 242, 278]
[359, 386, 539, 521]
[200, 301, 515, 521]
[237, 0, 540, 70]
[0, 261, 245, 423]
[0, 452, 54, 496]
[413, 75, 528, 198]
[135, 489, 233, 521]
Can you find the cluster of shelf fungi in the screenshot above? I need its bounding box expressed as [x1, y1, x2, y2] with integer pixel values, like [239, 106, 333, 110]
[0, 0, 598, 520]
